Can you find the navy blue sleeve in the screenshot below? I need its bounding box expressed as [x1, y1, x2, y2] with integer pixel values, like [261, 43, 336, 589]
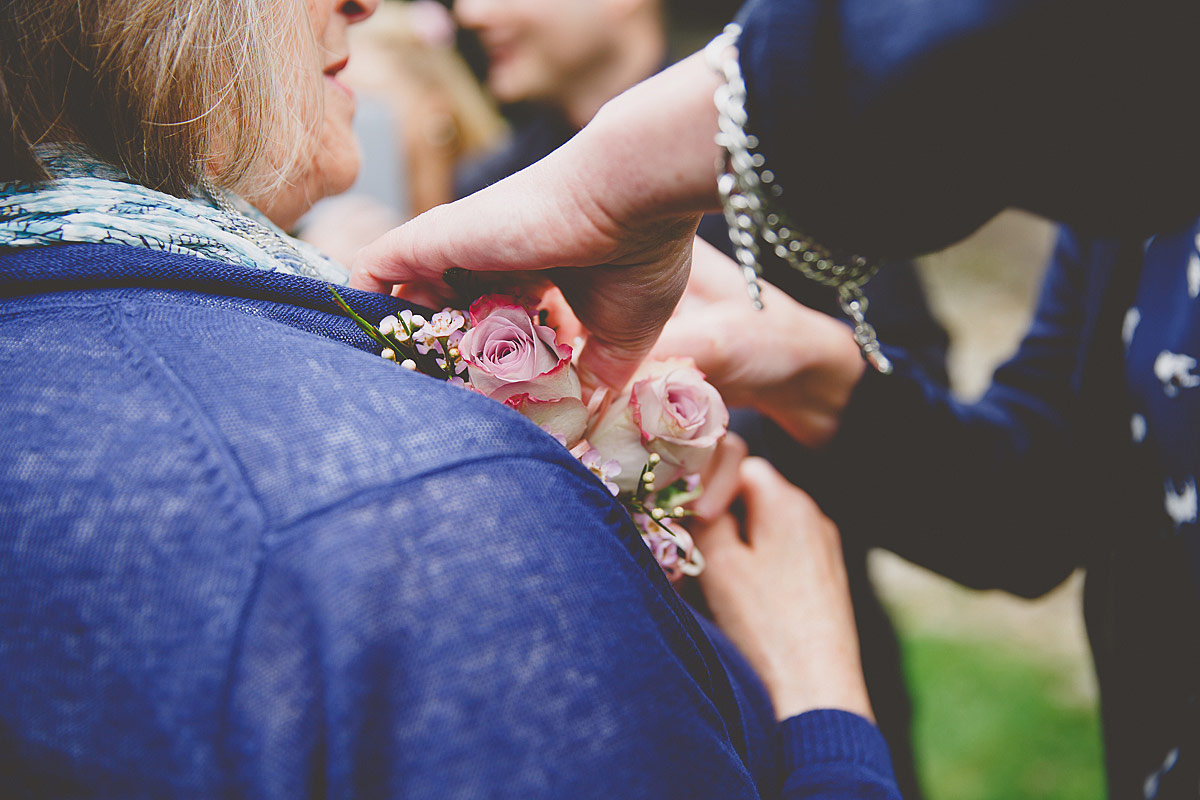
[735, 0, 1200, 257]
[780, 711, 900, 800]
[802, 229, 1110, 595]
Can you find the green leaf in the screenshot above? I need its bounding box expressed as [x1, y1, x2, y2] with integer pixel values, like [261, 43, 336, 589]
[329, 285, 394, 352]
[655, 478, 703, 508]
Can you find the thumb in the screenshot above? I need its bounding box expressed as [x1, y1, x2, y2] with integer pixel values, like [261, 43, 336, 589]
[350, 184, 560, 295]
[350, 213, 451, 295]
[738, 457, 816, 531]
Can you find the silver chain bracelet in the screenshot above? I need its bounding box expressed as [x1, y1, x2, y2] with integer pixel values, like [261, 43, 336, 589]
[706, 24, 892, 374]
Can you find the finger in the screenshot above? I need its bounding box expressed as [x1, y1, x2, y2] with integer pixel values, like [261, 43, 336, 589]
[538, 286, 585, 346]
[575, 336, 654, 396]
[568, 261, 690, 393]
[737, 457, 820, 543]
[349, 179, 564, 295]
[350, 214, 448, 295]
[687, 512, 743, 563]
[394, 281, 459, 310]
[691, 432, 748, 521]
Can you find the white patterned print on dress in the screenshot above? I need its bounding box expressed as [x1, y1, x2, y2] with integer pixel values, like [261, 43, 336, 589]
[1142, 746, 1180, 799]
[1164, 478, 1198, 528]
[1153, 351, 1200, 398]
[1193, 231, 1200, 293]
[1124, 306, 1142, 349]
[1131, 413, 1148, 443]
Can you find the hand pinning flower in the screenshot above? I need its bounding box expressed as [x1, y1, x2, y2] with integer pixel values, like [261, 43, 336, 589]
[331, 287, 729, 578]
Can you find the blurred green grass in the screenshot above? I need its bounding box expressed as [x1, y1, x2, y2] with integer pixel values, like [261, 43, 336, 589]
[902, 633, 1105, 800]
[901, 212, 1102, 798]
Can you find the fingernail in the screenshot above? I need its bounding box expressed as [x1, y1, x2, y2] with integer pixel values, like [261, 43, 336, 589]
[442, 267, 469, 291]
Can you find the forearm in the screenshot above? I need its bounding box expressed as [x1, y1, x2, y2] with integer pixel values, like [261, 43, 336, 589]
[575, 52, 725, 225]
[802, 349, 1083, 595]
[758, 316, 866, 450]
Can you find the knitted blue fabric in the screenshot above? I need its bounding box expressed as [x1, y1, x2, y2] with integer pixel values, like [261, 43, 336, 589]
[0, 243, 898, 799]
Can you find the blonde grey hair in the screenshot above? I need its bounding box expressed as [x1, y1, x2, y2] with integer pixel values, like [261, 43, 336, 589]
[1, 0, 322, 199]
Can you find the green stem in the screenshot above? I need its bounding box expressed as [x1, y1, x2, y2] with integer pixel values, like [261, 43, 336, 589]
[329, 286, 394, 353]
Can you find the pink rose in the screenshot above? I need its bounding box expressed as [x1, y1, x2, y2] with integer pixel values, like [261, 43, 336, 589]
[459, 295, 586, 446]
[503, 392, 589, 450]
[586, 358, 729, 493]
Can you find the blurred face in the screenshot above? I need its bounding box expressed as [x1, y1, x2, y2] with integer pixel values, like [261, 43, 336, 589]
[453, 0, 619, 107]
[261, 0, 378, 228]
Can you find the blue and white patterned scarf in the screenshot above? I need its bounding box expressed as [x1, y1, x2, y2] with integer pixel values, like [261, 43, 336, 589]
[0, 145, 348, 284]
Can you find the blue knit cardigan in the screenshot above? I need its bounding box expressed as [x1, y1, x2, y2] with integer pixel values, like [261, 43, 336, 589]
[0, 243, 898, 799]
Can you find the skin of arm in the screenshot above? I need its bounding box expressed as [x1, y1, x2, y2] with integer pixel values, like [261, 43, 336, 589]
[654, 243, 867, 448]
[353, 0, 1200, 395]
[351, 52, 726, 392]
[690, 457, 874, 722]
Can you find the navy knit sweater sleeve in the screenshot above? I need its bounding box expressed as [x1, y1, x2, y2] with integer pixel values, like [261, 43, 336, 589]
[791, 229, 1130, 597]
[780, 711, 902, 800]
[735, 0, 1200, 257]
[0, 244, 899, 799]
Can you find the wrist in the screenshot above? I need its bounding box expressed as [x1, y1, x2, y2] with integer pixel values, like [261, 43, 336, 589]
[581, 52, 725, 224]
[767, 641, 875, 723]
[763, 312, 866, 449]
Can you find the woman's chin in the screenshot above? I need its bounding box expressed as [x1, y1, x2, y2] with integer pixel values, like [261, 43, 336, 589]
[318, 135, 362, 197]
[330, 154, 362, 197]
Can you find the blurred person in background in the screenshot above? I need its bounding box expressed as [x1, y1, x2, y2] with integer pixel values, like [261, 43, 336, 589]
[300, 0, 507, 265]
[452, 0, 672, 196]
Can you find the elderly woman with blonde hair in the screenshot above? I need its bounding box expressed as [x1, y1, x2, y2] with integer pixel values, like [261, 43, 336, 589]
[0, 0, 900, 797]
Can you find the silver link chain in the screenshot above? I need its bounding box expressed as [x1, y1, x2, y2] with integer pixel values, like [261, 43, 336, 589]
[706, 24, 892, 374]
